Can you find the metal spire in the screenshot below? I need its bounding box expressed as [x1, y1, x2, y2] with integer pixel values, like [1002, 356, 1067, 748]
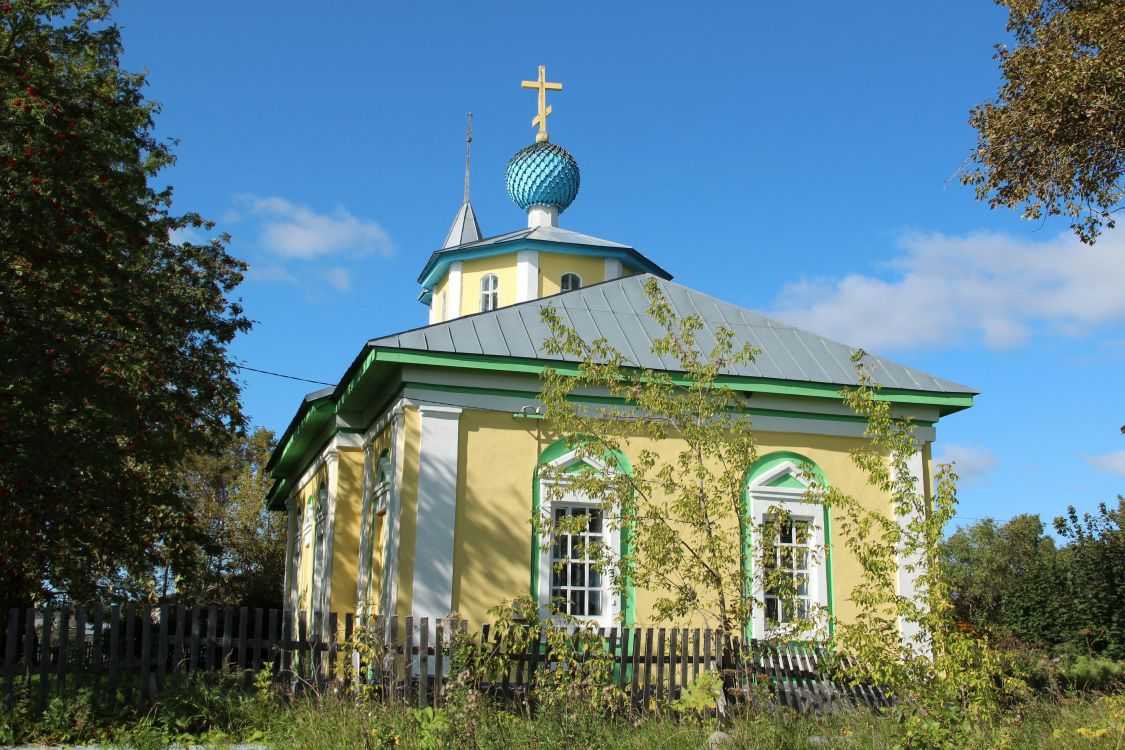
[463, 112, 472, 204]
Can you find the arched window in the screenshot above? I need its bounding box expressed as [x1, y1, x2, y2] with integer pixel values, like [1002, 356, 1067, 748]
[534, 439, 634, 627]
[311, 483, 329, 614]
[365, 453, 392, 611]
[561, 273, 582, 292]
[479, 274, 499, 312]
[745, 453, 830, 640]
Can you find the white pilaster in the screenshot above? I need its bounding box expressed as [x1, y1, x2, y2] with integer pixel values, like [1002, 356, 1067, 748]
[604, 257, 622, 281]
[355, 443, 375, 616]
[428, 297, 438, 325]
[412, 405, 462, 623]
[380, 405, 407, 615]
[283, 495, 300, 613]
[894, 448, 927, 650]
[447, 262, 463, 321]
[516, 249, 539, 302]
[527, 204, 558, 228]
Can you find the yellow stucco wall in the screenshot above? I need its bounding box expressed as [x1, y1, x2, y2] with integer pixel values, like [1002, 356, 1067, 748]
[441, 410, 913, 628]
[459, 255, 517, 316]
[329, 447, 364, 615]
[433, 275, 449, 322]
[538, 253, 607, 297]
[395, 407, 422, 615]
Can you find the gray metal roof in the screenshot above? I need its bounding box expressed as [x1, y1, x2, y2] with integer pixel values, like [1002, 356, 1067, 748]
[442, 202, 482, 248]
[373, 274, 976, 394]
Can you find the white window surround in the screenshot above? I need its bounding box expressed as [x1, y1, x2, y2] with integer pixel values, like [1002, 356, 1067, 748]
[365, 458, 392, 611]
[310, 484, 329, 615]
[479, 273, 499, 312]
[748, 461, 829, 641]
[560, 272, 582, 292]
[536, 450, 621, 629]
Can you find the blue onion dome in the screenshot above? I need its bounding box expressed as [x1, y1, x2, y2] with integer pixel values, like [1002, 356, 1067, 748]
[505, 142, 581, 213]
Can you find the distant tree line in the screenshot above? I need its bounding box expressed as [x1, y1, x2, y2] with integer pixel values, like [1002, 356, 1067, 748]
[940, 497, 1125, 660]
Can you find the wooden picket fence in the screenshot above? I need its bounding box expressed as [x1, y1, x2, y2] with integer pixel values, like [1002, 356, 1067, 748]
[0, 606, 890, 715]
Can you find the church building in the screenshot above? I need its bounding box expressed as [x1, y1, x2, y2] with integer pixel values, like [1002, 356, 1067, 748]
[265, 67, 975, 638]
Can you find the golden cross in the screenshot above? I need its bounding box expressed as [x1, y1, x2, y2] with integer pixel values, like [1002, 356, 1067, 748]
[521, 65, 563, 143]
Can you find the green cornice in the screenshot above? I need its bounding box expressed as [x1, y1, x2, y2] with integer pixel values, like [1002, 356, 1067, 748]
[375, 348, 973, 412]
[265, 344, 970, 510]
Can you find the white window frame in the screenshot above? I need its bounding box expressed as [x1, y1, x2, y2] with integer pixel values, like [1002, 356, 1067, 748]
[748, 461, 828, 641]
[560, 272, 582, 292]
[537, 451, 620, 629]
[479, 274, 499, 312]
[364, 458, 392, 612]
[311, 484, 329, 615]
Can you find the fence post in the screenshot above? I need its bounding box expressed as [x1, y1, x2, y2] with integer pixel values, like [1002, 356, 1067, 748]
[139, 607, 152, 703]
[204, 606, 218, 673]
[418, 618, 429, 709]
[36, 608, 53, 712]
[157, 605, 169, 693]
[4, 608, 19, 705]
[73, 607, 86, 697]
[55, 607, 69, 699]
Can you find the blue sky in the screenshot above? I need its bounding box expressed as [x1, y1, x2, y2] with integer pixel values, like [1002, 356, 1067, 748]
[113, 1, 1124, 529]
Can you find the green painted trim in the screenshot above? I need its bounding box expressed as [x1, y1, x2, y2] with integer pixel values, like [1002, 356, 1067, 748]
[402, 380, 937, 427]
[266, 384, 408, 511]
[380, 348, 973, 411]
[533, 437, 635, 626]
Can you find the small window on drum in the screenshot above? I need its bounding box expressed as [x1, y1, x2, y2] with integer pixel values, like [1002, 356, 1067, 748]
[480, 274, 499, 312]
[561, 273, 582, 292]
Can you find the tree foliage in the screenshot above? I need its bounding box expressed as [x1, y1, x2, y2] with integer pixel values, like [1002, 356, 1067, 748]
[939, 499, 1125, 659]
[963, 0, 1125, 243]
[0, 1, 251, 605]
[173, 428, 285, 610]
[819, 358, 1019, 747]
[537, 277, 816, 638]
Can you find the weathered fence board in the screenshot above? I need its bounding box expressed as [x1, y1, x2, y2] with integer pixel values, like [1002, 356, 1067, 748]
[0, 606, 889, 715]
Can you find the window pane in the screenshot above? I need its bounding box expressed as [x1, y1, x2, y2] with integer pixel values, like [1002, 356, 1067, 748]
[589, 566, 602, 588]
[779, 522, 793, 544]
[570, 590, 584, 615]
[796, 574, 808, 596]
[588, 510, 602, 533]
[588, 590, 602, 616]
[570, 563, 585, 587]
[765, 597, 778, 623]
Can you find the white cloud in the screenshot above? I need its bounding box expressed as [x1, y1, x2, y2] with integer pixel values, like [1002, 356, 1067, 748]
[770, 229, 1125, 352]
[245, 261, 298, 285]
[934, 444, 998, 488]
[237, 195, 394, 261]
[169, 226, 205, 245]
[323, 267, 352, 292]
[1083, 451, 1125, 477]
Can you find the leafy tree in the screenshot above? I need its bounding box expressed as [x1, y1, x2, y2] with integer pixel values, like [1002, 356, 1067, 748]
[0, 1, 251, 605]
[1054, 498, 1125, 658]
[537, 277, 816, 639]
[820, 359, 1020, 747]
[942, 514, 1071, 650]
[172, 428, 285, 610]
[963, 0, 1125, 243]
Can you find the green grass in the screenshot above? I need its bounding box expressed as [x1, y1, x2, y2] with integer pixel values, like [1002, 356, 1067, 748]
[1, 679, 1122, 749]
